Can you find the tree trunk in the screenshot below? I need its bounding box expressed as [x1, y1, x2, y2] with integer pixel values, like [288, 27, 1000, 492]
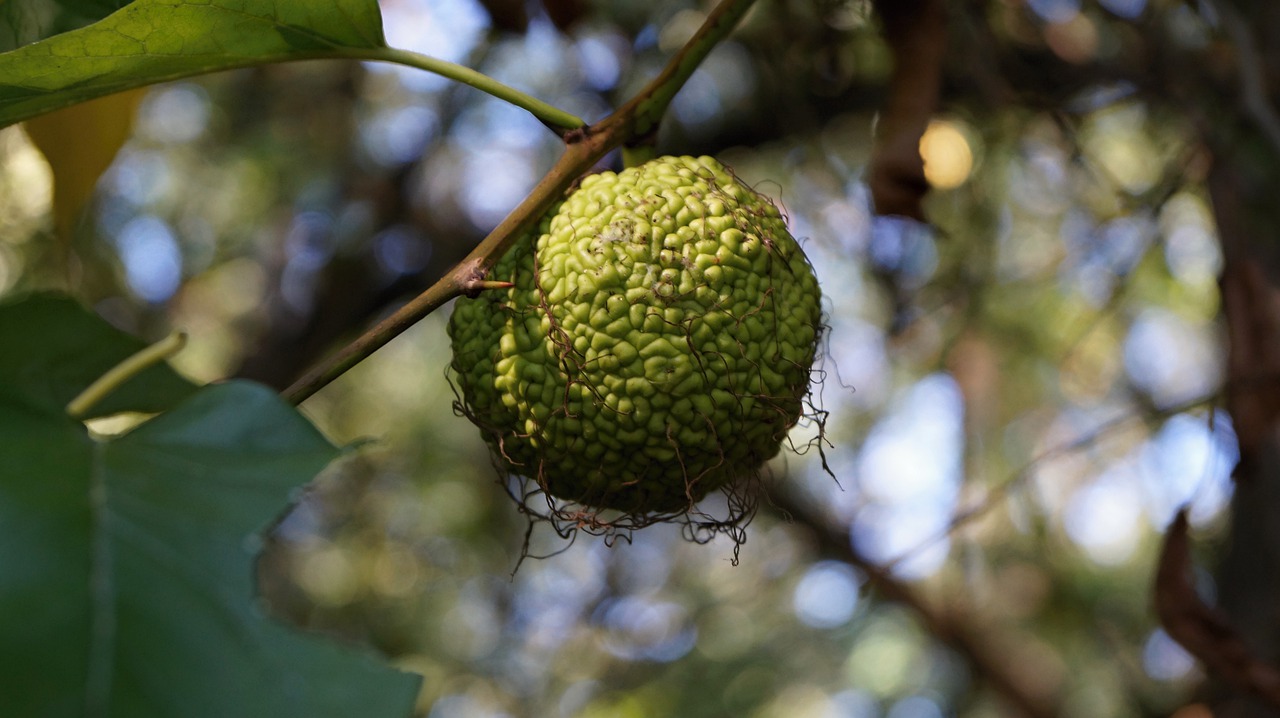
[1203, 129, 1280, 715]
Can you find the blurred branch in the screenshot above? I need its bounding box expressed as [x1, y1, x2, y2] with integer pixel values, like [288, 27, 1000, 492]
[1203, 115, 1280, 715]
[867, 0, 946, 220]
[768, 489, 1061, 718]
[1156, 510, 1280, 709]
[282, 0, 759, 404]
[885, 391, 1220, 572]
[475, 0, 529, 34]
[541, 0, 588, 31]
[1217, 259, 1280, 454]
[1206, 0, 1280, 156]
[340, 46, 585, 136]
[948, 0, 1204, 117]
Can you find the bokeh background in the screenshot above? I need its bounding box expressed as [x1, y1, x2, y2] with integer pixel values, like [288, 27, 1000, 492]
[0, 0, 1242, 715]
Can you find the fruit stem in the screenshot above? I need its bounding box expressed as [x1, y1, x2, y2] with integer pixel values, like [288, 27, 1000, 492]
[621, 144, 656, 168]
[624, 0, 759, 137]
[339, 46, 586, 136]
[281, 0, 758, 405]
[66, 331, 187, 419]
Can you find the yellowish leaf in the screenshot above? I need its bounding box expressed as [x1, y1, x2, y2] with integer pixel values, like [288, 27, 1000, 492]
[23, 88, 146, 243]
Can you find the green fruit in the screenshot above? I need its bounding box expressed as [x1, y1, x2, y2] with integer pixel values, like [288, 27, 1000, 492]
[448, 156, 821, 515]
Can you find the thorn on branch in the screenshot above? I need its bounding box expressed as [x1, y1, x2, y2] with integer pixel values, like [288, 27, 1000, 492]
[463, 280, 515, 297]
[458, 258, 514, 297]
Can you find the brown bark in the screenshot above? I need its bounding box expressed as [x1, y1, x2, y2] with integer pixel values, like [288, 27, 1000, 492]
[1191, 63, 1280, 714]
[867, 0, 947, 220]
[1156, 511, 1280, 711]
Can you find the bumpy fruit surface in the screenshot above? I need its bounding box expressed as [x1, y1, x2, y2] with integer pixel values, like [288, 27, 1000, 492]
[448, 156, 821, 513]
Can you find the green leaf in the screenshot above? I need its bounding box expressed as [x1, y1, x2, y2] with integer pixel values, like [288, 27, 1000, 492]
[0, 0, 387, 128]
[0, 1, 131, 52]
[0, 292, 197, 417]
[0, 381, 422, 717]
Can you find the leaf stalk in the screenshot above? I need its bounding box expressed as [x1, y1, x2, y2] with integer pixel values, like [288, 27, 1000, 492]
[340, 46, 586, 135]
[67, 331, 188, 419]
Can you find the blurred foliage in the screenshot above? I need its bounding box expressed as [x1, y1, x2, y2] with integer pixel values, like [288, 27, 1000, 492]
[0, 0, 1246, 716]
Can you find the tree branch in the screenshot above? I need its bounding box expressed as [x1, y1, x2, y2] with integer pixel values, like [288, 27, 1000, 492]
[1155, 510, 1280, 709]
[627, 0, 761, 137]
[1206, 0, 1280, 157]
[281, 0, 760, 405]
[867, 0, 947, 220]
[768, 489, 1061, 718]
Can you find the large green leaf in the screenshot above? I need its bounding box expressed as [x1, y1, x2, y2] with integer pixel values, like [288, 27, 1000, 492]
[0, 293, 420, 716]
[0, 0, 387, 128]
[0, 292, 197, 417]
[0, 1, 131, 52]
[0, 381, 421, 717]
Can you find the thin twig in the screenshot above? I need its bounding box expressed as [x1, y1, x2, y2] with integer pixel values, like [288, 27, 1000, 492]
[628, 0, 761, 137]
[282, 0, 760, 405]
